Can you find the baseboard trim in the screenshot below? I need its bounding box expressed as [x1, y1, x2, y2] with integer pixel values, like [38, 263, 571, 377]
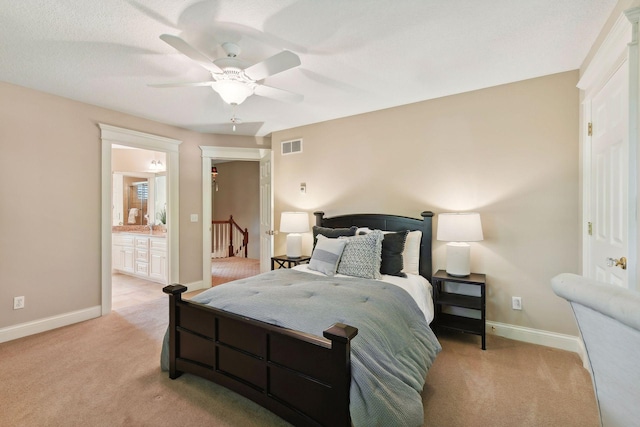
[182, 280, 206, 292]
[487, 320, 587, 366]
[1, 303, 589, 368]
[0, 306, 102, 344]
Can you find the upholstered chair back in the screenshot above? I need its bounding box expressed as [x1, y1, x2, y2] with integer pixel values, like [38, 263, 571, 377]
[552, 273, 640, 427]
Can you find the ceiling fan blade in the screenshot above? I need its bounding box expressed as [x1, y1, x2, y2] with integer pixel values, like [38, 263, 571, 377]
[244, 50, 301, 81]
[159, 34, 222, 73]
[254, 85, 304, 103]
[148, 81, 213, 88]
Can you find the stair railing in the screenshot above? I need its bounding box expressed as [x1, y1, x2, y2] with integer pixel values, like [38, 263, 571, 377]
[211, 215, 248, 258]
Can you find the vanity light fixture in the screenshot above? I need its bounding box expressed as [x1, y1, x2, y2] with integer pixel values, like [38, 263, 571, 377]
[150, 160, 164, 171]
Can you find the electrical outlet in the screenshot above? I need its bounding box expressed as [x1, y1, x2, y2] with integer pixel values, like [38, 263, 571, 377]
[512, 296, 522, 310]
[13, 296, 25, 310]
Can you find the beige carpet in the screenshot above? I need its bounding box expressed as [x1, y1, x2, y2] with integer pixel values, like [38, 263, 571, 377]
[0, 295, 598, 426]
[424, 331, 599, 426]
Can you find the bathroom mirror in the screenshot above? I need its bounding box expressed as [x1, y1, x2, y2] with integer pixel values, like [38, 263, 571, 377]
[154, 174, 167, 225]
[125, 178, 148, 225]
[111, 146, 167, 227]
[112, 172, 155, 226]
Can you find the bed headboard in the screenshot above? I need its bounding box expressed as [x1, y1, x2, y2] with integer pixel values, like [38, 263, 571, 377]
[313, 211, 434, 282]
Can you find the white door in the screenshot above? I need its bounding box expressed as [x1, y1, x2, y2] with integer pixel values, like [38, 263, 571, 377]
[589, 63, 629, 288]
[259, 151, 274, 272]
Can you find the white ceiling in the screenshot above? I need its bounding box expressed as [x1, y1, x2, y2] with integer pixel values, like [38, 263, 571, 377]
[0, 0, 617, 137]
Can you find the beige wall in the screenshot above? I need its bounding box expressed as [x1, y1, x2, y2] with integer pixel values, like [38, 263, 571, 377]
[272, 71, 581, 335]
[212, 161, 260, 259]
[0, 81, 268, 329]
[0, 41, 607, 338]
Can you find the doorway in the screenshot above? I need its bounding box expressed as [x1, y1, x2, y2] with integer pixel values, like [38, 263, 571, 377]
[200, 146, 273, 289]
[210, 160, 261, 286]
[111, 145, 167, 308]
[100, 124, 182, 315]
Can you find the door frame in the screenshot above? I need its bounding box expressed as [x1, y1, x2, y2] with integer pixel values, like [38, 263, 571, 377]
[578, 9, 639, 289]
[100, 124, 182, 315]
[200, 146, 272, 288]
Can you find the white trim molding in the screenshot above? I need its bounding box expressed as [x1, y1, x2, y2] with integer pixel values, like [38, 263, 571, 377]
[99, 124, 181, 153]
[487, 321, 588, 367]
[99, 124, 182, 315]
[578, 11, 631, 93]
[182, 280, 205, 292]
[0, 306, 102, 344]
[201, 146, 270, 161]
[200, 146, 272, 287]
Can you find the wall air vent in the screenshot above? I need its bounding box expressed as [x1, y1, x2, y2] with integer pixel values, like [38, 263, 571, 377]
[281, 139, 303, 155]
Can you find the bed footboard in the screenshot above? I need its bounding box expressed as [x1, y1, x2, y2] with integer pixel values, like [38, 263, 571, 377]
[163, 285, 358, 427]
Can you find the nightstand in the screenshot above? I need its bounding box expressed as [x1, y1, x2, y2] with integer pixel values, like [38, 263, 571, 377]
[431, 269, 487, 350]
[271, 255, 311, 270]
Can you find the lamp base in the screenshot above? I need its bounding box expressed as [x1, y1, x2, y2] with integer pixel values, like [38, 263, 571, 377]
[286, 233, 302, 258]
[445, 242, 471, 277]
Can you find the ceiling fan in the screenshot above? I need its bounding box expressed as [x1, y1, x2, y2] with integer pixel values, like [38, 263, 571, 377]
[151, 34, 303, 106]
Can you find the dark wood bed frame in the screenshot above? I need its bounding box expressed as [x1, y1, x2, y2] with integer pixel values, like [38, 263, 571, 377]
[163, 210, 433, 427]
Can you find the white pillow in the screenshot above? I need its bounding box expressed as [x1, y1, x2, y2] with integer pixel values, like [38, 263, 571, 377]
[401, 230, 422, 275]
[308, 235, 347, 276]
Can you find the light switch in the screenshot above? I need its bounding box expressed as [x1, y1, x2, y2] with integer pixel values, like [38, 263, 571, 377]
[190, 214, 198, 222]
[300, 182, 306, 194]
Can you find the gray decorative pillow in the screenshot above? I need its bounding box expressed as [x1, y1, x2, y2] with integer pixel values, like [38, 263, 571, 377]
[381, 230, 409, 277]
[337, 230, 383, 279]
[312, 225, 357, 248]
[356, 227, 406, 275]
[308, 235, 347, 276]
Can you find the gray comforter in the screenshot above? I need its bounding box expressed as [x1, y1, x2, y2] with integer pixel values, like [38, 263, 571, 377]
[161, 269, 441, 426]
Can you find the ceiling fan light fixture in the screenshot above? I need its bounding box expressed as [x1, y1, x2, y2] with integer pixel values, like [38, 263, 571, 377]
[212, 80, 254, 105]
[156, 35, 302, 108]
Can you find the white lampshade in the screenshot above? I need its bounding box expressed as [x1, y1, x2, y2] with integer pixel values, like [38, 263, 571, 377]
[437, 213, 483, 277]
[437, 212, 484, 242]
[280, 212, 310, 258]
[280, 212, 310, 233]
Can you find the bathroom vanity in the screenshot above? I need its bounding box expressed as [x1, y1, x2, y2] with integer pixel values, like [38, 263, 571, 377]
[112, 232, 168, 284]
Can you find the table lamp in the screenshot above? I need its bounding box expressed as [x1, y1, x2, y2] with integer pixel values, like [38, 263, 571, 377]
[437, 212, 483, 277]
[280, 212, 310, 258]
